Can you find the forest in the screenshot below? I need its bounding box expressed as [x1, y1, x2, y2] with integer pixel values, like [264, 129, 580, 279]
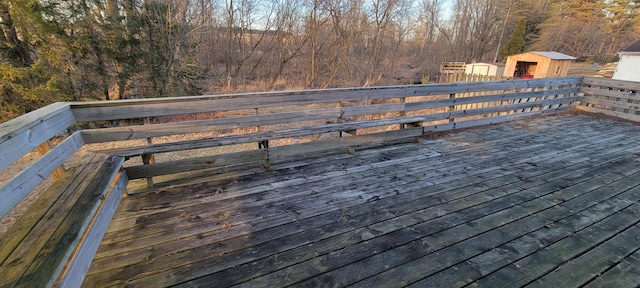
[0, 0, 638, 122]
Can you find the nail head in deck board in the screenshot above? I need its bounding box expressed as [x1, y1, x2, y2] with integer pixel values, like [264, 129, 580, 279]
[583, 249, 640, 288]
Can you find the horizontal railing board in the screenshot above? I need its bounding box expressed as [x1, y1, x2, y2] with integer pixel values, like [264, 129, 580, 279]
[70, 77, 582, 122]
[423, 107, 570, 133]
[105, 95, 579, 158]
[0, 132, 85, 219]
[0, 103, 75, 171]
[80, 103, 410, 144]
[579, 77, 640, 123]
[109, 116, 431, 157]
[71, 90, 406, 121]
[0, 102, 70, 143]
[583, 77, 640, 91]
[580, 87, 639, 102]
[579, 97, 640, 112]
[81, 88, 577, 144]
[406, 88, 579, 112]
[576, 106, 640, 123]
[408, 76, 581, 96]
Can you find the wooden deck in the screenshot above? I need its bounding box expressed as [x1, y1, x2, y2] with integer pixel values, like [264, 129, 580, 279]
[83, 113, 640, 288]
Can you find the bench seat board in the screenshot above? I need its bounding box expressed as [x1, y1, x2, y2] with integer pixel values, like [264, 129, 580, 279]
[58, 170, 128, 287]
[0, 154, 124, 288]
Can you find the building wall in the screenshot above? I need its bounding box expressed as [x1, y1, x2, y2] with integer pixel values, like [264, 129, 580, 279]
[613, 54, 640, 82]
[503, 52, 572, 78]
[465, 63, 505, 76]
[544, 60, 572, 78]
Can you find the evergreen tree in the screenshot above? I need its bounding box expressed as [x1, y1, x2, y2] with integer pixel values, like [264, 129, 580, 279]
[498, 18, 526, 62]
[0, 1, 73, 122]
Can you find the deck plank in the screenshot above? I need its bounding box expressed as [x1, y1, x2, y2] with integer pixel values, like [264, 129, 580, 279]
[82, 113, 640, 288]
[583, 248, 640, 288]
[87, 137, 636, 286]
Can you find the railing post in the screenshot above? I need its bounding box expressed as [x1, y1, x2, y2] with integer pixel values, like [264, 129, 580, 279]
[36, 140, 65, 180]
[255, 108, 261, 133]
[449, 93, 456, 123]
[259, 140, 271, 171]
[143, 117, 155, 187]
[399, 96, 406, 130]
[336, 101, 343, 137]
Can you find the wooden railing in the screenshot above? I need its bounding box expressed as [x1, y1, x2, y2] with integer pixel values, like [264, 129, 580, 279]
[0, 75, 598, 286]
[1, 76, 584, 217]
[578, 77, 640, 122]
[18, 75, 640, 286]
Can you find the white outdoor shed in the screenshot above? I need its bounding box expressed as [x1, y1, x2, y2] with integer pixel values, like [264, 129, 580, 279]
[465, 62, 505, 76]
[613, 40, 640, 82]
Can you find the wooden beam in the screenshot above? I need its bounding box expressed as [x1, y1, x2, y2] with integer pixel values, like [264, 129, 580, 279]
[580, 87, 639, 102]
[582, 77, 640, 91]
[423, 107, 571, 133]
[108, 116, 431, 157]
[36, 141, 66, 180]
[576, 106, 640, 123]
[57, 170, 128, 287]
[579, 97, 640, 112]
[406, 88, 579, 112]
[0, 103, 74, 171]
[79, 103, 416, 144]
[125, 150, 267, 179]
[0, 132, 84, 219]
[70, 77, 582, 122]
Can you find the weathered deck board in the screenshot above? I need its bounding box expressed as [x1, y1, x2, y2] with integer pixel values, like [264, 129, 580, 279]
[94, 120, 622, 262]
[83, 113, 640, 287]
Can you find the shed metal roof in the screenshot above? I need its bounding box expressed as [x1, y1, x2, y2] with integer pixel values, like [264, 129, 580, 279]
[530, 51, 577, 60]
[621, 40, 640, 52]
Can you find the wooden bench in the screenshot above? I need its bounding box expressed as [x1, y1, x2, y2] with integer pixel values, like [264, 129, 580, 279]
[0, 153, 127, 287]
[106, 115, 432, 185]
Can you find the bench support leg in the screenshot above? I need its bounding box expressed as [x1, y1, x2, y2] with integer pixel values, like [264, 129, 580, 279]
[259, 140, 271, 171]
[142, 154, 154, 187]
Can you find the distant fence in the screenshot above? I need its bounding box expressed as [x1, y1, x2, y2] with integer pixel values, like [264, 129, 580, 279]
[445, 73, 511, 83]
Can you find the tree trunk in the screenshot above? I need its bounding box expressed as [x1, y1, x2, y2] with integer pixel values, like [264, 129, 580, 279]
[0, 3, 32, 67]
